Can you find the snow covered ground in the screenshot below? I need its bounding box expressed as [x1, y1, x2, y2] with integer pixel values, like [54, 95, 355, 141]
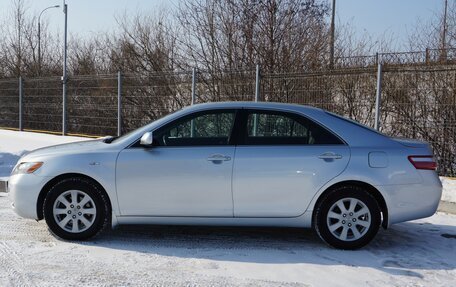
[0, 129, 455, 286]
[441, 177, 456, 203]
[0, 194, 455, 286]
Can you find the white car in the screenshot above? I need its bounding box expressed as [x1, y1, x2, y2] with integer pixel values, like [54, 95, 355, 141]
[8, 102, 442, 249]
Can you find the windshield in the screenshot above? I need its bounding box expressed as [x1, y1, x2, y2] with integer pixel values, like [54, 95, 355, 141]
[105, 107, 189, 145]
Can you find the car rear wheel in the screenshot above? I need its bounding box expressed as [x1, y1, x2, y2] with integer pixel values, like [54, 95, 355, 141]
[314, 185, 381, 250]
[43, 177, 110, 240]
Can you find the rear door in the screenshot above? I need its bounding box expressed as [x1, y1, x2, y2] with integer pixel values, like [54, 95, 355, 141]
[232, 109, 350, 217]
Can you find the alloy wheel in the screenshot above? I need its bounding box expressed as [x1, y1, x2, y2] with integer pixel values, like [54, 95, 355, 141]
[326, 197, 371, 241]
[52, 190, 97, 233]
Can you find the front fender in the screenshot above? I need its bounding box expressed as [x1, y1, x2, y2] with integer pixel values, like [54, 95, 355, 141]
[31, 151, 121, 216]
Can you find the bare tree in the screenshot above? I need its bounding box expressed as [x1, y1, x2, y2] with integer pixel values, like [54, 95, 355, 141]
[177, 0, 328, 72]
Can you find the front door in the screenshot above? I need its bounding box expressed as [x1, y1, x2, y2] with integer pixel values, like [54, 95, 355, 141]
[116, 109, 237, 217]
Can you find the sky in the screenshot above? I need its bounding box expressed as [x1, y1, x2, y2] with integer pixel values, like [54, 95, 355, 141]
[336, 0, 443, 49]
[0, 0, 446, 50]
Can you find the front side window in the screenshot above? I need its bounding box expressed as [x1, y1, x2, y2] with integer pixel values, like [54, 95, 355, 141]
[244, 111, 343, 145]
[154, 110, 235, 146]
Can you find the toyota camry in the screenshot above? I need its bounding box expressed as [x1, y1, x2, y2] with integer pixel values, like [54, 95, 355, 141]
[8, 102, 442, 249]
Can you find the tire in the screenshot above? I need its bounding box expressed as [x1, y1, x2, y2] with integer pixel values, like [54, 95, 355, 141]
[314, 185, 381, 250]
[43, 177, 110, 240]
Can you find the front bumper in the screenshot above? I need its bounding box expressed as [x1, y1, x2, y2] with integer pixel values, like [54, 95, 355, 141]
[9, 174, 52, 219]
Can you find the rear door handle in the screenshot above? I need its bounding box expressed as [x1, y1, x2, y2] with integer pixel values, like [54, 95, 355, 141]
[207, 154, 231, 162]
[318, 152, 343, 160]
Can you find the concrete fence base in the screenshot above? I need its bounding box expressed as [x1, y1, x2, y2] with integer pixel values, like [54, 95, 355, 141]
[0, 181, 6, 193]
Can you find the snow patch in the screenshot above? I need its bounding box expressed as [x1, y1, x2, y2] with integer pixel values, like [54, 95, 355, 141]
[0, 129, 88, 179]
[0, 194, 455, 286]
[441, 177, 456, 204]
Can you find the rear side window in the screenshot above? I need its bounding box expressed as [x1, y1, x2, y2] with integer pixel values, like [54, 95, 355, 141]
[243, 111, 343, 145]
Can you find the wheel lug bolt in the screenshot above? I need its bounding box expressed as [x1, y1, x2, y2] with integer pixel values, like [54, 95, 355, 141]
[348, 223, 352, 227]
[77, 206, 81, 209]
[349, 213, 353, 216]
[72, 215, 76, 219]
[67, 211, 71, 214]
[343, 214, 346, 217]
[70, 205, 74, 208]
[352, 218, 356, 222]
[342, 220, 346, 224]
[78, 212, 82, 216]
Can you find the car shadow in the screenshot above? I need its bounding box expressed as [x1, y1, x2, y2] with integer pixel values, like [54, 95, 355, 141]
[78, 218, 456, 278]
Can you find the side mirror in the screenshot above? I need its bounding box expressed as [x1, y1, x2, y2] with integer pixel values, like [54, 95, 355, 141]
[140, 131, 154, 147]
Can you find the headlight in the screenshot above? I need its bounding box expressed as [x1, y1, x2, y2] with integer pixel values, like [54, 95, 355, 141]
[11, 162, 43, 175]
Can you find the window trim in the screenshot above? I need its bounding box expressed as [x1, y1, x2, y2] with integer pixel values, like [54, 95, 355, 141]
[237, 109, 346, 146]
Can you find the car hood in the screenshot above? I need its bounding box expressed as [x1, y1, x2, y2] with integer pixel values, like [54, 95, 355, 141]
[22, 139, 106, 159]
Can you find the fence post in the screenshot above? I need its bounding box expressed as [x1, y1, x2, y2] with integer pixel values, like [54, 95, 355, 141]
[117, 71, 122, 137]
[425, 48, 430, 64]
[255, 64, 261, 102]
[252, 64, 261, 136]
[18, 76, 23, 131]
[62, 77, 67, 135]
[191, 68, 196, 105]
[374, 62, 383, 131]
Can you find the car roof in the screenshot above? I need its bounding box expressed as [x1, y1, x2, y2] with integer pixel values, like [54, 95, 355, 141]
[183, 101, 323, 113]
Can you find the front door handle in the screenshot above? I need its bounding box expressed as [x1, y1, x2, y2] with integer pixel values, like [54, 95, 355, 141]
[207, 154, 231, 162]
[318, 152, 343, 160]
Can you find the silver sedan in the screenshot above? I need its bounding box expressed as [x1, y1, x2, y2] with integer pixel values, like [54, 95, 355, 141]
[8, 102, 442, 249]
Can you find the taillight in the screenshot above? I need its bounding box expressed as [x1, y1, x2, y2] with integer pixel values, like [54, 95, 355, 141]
[408, 155, 437, 170]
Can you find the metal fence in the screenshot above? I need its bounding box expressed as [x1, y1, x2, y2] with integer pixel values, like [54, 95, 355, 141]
[0, 64, 455, 176]
[335, 48, 456, 68]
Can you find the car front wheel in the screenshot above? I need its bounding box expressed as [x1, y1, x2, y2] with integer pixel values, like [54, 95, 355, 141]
[43, 177, 110, 240]
[314, 185, 381, 250]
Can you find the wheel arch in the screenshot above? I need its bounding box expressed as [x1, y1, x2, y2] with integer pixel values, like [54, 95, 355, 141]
[312, 180, 389, 229]
[37, 173, 112, 220]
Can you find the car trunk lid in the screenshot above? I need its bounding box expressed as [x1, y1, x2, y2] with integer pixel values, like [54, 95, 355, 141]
[391, 137, 430, 149]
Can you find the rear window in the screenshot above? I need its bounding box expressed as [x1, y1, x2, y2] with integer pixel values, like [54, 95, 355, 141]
[326, 112, 386, 136]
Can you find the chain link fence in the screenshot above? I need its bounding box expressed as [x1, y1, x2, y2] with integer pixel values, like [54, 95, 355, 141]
[261, 69, 378, 127]
[0, 63, 455, 176]
[22, 77, 62, 133]
[380, 66, 456, 176]
[122, 71, 193, 134]
[0, 78, 19, 129]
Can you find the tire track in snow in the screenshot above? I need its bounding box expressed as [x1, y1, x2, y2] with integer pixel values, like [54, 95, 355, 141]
[0, 241, 33, 287]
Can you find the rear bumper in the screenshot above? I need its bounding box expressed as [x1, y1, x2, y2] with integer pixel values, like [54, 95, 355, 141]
[9, 174, 51, 219]
[378, 172, 442, 226]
